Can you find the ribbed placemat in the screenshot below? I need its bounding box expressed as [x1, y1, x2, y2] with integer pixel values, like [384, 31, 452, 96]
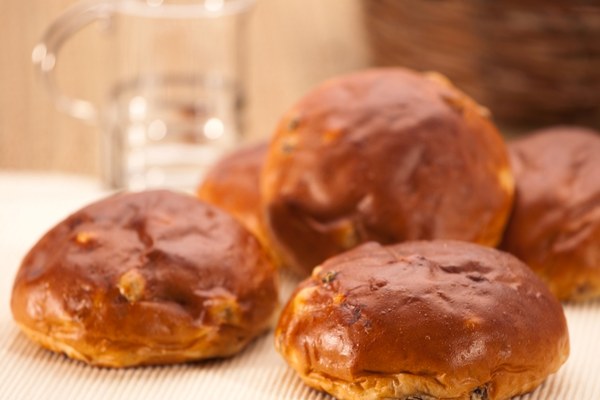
[1, 173, 598, 400]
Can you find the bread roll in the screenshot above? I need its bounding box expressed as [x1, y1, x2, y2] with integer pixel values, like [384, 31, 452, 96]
[198, 141, 268, 242]
[262, 68, 514, 275]
[11, 190, 279, 367]
[502, 126, 600, 301]
[276, 240, 569, 400]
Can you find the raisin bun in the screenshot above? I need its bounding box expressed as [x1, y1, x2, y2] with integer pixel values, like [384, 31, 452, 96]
[198, 141, 268, 242]
[502, 126, 600, 301]
[11, 190, 278, 367]
[276, 240, 569, 400]
[261, 68, 514, 275]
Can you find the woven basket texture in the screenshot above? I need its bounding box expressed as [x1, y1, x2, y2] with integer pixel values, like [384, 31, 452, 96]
[363, 1, 600, 128]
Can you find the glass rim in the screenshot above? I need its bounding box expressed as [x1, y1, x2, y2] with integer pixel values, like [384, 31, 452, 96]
[117, 0, 256, 18]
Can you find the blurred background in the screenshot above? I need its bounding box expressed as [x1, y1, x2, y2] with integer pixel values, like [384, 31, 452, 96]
[1, 0, 599, 180]
[0, 0, 369, 178]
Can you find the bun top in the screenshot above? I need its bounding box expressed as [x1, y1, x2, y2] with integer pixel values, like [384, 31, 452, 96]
[262, 68, 513, 275]
[11, 190, 278, 352]
[276, 240, 569, 397]
[508, 126, 600, 216]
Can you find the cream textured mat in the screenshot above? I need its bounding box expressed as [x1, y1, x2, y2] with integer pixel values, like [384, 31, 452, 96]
[1, 173, 599, 400]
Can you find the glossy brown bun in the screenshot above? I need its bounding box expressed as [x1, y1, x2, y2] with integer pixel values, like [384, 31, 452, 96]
[276, 240, 569, 400]
[262, 68, 514, 276]
[502, 127, 600, 301]
[198, 141, 268, 242]
[11, 190, 278, 367]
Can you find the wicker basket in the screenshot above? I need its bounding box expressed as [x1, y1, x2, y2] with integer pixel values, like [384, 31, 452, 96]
[362, 0, 600, 128]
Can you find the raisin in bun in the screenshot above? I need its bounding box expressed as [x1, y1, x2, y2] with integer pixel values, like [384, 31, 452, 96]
[261, 68, 514, 276]
[11, 190, 278, 367]
[502, 126, 600, 301]
[276, 240, 569, 400]
[198, 141, 268, 242]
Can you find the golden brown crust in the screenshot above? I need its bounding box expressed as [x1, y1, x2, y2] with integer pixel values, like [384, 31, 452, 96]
[502, 126, 600, 301]
[275, 240, 569, 400]
[11, 190, 279, 367]
[198, 141, 268, 243]
[261, 68, 514, 276]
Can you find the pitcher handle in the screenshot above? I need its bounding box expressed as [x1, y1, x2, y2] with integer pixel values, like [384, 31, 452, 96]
[32, 0, 114, 124]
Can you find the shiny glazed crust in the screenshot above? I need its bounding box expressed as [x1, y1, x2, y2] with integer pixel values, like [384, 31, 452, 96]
[502, 127, 600, 301]
[276, 241, 569, 400]
[11, 190, 279, 367]
[261, 68, 514, 276]
[198, 141, 268, 243]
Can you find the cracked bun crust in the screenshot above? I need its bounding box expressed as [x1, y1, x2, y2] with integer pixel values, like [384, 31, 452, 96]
[198, 141, 268, 243]
[11, 190, 279, 367]
[502, 127, 600, 301]
[275, 240, 569, 400]
[261, 68, 514, 276]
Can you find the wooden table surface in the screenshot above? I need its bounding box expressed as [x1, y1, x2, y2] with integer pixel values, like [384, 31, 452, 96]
[0, 0, 370, 177]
